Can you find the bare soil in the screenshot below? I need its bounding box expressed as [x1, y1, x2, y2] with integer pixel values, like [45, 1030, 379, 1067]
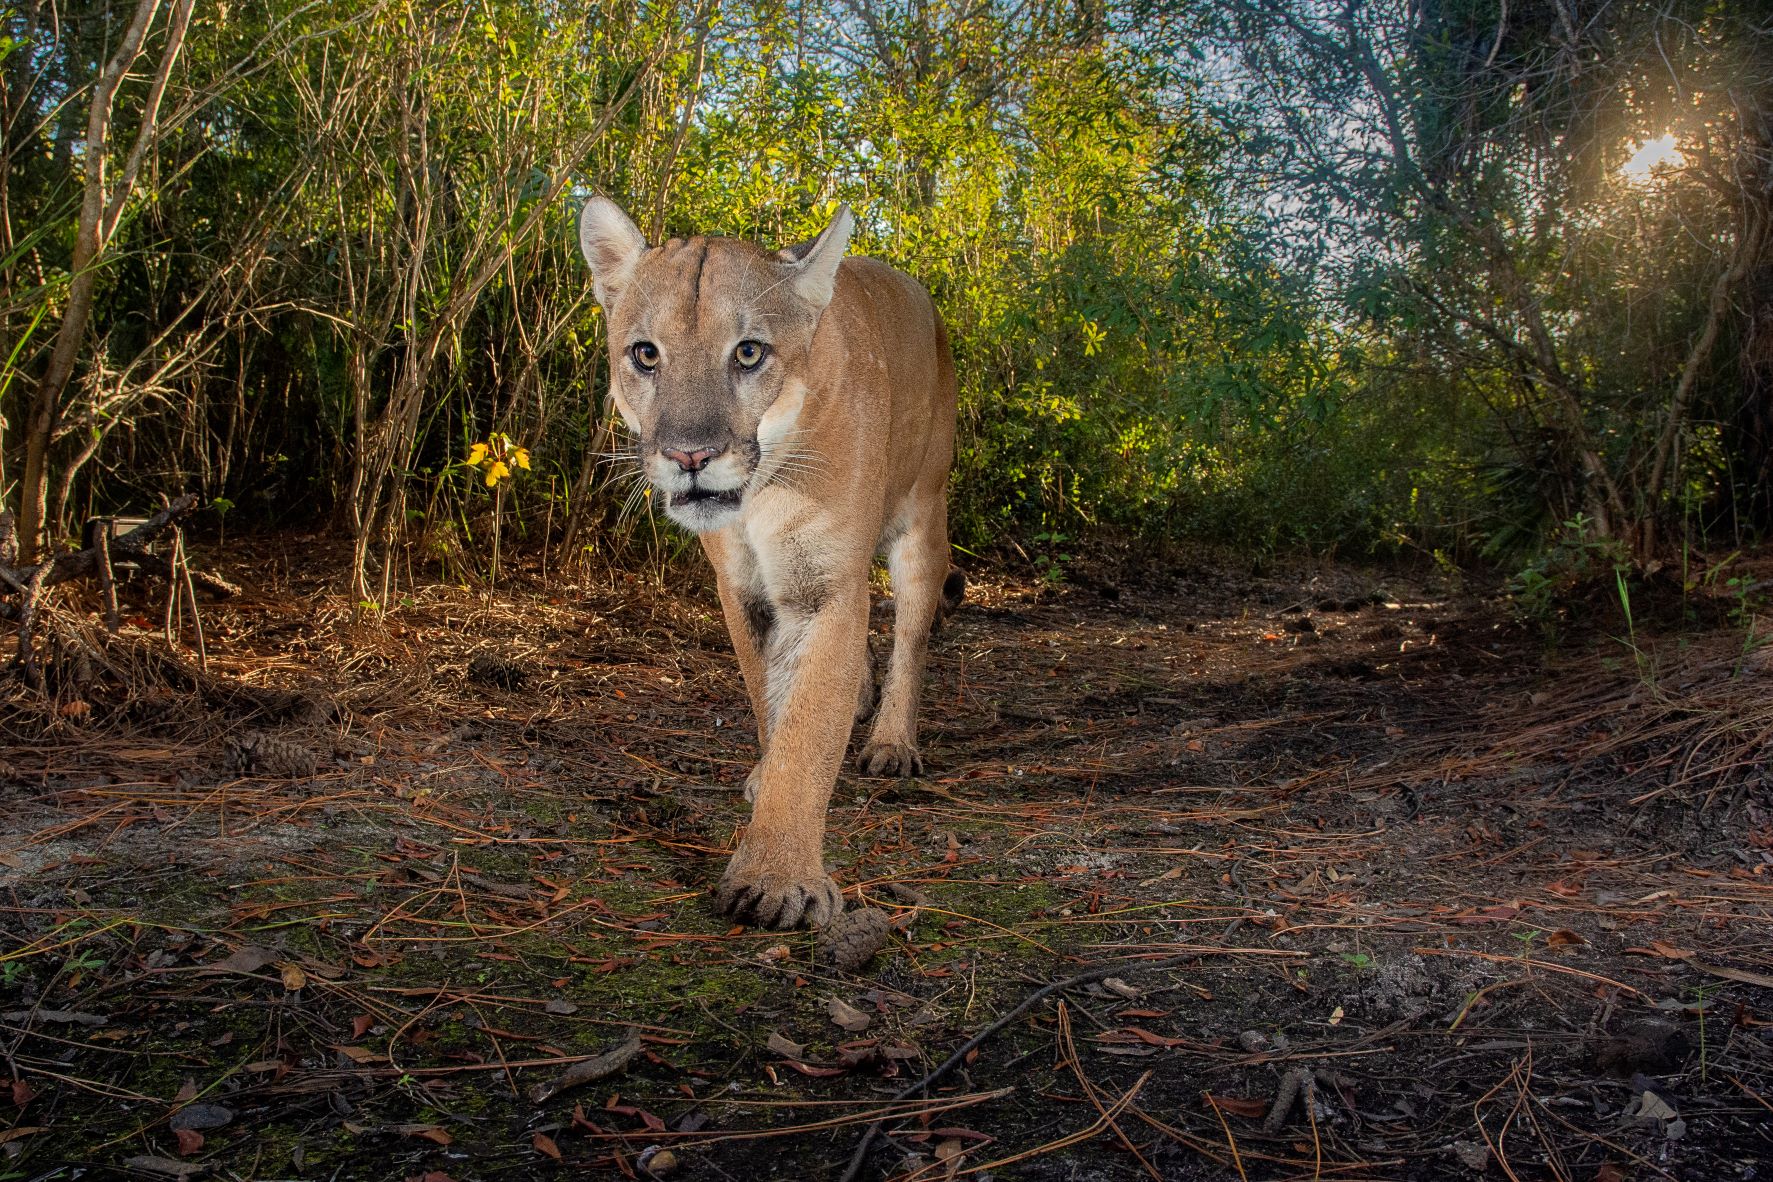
[2, 538, 1771, 1181]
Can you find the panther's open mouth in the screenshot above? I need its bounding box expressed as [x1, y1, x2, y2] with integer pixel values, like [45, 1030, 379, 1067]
[670, 487, 744, 510]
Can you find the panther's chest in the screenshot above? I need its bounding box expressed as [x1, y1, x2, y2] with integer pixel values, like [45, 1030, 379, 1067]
[708, 485, 867, 612]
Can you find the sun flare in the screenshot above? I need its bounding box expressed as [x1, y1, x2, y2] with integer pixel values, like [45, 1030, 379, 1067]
[1622, 133, 1685, 181]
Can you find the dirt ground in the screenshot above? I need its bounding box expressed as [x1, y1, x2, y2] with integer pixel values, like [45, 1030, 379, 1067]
[2, 537, 1771, 1181]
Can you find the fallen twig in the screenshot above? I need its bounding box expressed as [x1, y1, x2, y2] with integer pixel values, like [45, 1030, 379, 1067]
[525, 1026, 641, 1103]
[837, 951, 1200, 1182]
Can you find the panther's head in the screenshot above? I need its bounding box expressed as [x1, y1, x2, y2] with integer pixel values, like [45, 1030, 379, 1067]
[578, 197, 853, 533]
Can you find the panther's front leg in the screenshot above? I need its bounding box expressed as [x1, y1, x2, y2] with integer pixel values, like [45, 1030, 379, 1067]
[713, 582, 869, 929]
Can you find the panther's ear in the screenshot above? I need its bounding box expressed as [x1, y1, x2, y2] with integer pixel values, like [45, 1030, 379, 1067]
[779, 204, 854, 311]
[579, 196, 648, 309]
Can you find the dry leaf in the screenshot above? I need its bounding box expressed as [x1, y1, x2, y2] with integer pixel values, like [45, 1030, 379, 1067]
[173, 1128, 203, 1156]
[205, 946, 277, 975]
[605, 1100, 667, 1131]
[826, 998, 872, 1033]
[1545, 929, 1587, 947]
[766, 1032, 806, 1058]
[400, 1125, 452, 1145]
[0, 1127, 46, 1145]
[1625, 941, 1694, 960]
[1327, 1005, 1345, 1026]
[935, 1136, 965, 1179]
[1100, 977, 1141, 999]
[279, 963, 308, 991]
[1633, 1091, 1678, 1123]
[782, 1060, 846, 1078]
[351, 1014, 374, 1038]
[1117, 1025, 1188, 1047]
[332, 1044, 384, 1064]
[1206, 1094, 1269, 1118]
[532, 1132, 562, 1161]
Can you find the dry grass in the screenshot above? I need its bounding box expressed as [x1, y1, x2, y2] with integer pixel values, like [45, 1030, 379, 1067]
[0, 536, 1769, 1179]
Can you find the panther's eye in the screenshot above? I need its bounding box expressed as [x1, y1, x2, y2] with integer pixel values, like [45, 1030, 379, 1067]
[733, 340, 767, 371]
[630, 341, 660, 372]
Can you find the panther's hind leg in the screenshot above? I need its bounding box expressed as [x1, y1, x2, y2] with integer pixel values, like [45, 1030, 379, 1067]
[855, 634, 878, 724]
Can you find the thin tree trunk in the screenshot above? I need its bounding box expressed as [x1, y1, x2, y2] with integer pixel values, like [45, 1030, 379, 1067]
[15, 0, 195, 561]
[1646, 208, 1767, 513]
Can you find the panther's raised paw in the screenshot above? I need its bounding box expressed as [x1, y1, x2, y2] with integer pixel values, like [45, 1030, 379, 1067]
[858, 741, 924, 779]
[714, 865, 842, 930]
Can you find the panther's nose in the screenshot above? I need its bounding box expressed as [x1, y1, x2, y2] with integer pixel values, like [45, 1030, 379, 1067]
[660, 444, 725, 473]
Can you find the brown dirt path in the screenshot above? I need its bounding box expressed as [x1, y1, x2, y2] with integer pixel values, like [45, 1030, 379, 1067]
[1, 541, 1770, 1180]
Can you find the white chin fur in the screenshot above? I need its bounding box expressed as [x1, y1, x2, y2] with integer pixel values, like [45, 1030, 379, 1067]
[664, 495, 745, 532]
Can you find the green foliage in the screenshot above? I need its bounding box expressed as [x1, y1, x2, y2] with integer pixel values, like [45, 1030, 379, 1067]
[1, 0, 1766, 577]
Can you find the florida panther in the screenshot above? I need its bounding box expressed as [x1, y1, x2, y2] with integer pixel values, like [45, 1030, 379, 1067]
[578, 198, 960, 929]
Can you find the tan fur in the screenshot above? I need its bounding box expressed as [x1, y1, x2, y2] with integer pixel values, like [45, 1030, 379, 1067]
[579, 198, 958, 930]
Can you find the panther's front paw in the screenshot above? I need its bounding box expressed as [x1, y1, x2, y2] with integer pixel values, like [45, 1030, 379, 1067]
[714, 857, 842, 930]
[858, 740, 924, 778]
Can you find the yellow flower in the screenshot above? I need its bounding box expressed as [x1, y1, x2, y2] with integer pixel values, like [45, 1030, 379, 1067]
[513, 447, 531, 470]
[484, 460, 511, 486]
[465, 442, 489, 466]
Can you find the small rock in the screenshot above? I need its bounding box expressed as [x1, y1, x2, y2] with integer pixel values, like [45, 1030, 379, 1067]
[544, 999, 579, 1016]
[639, 1146, 678, 1176]
[1450, 1139, 1489, 1171]
[170, 1103, 234, 1132]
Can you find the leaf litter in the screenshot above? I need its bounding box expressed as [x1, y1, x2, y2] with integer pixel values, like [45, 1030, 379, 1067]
[0, 541, 1770, 1177]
